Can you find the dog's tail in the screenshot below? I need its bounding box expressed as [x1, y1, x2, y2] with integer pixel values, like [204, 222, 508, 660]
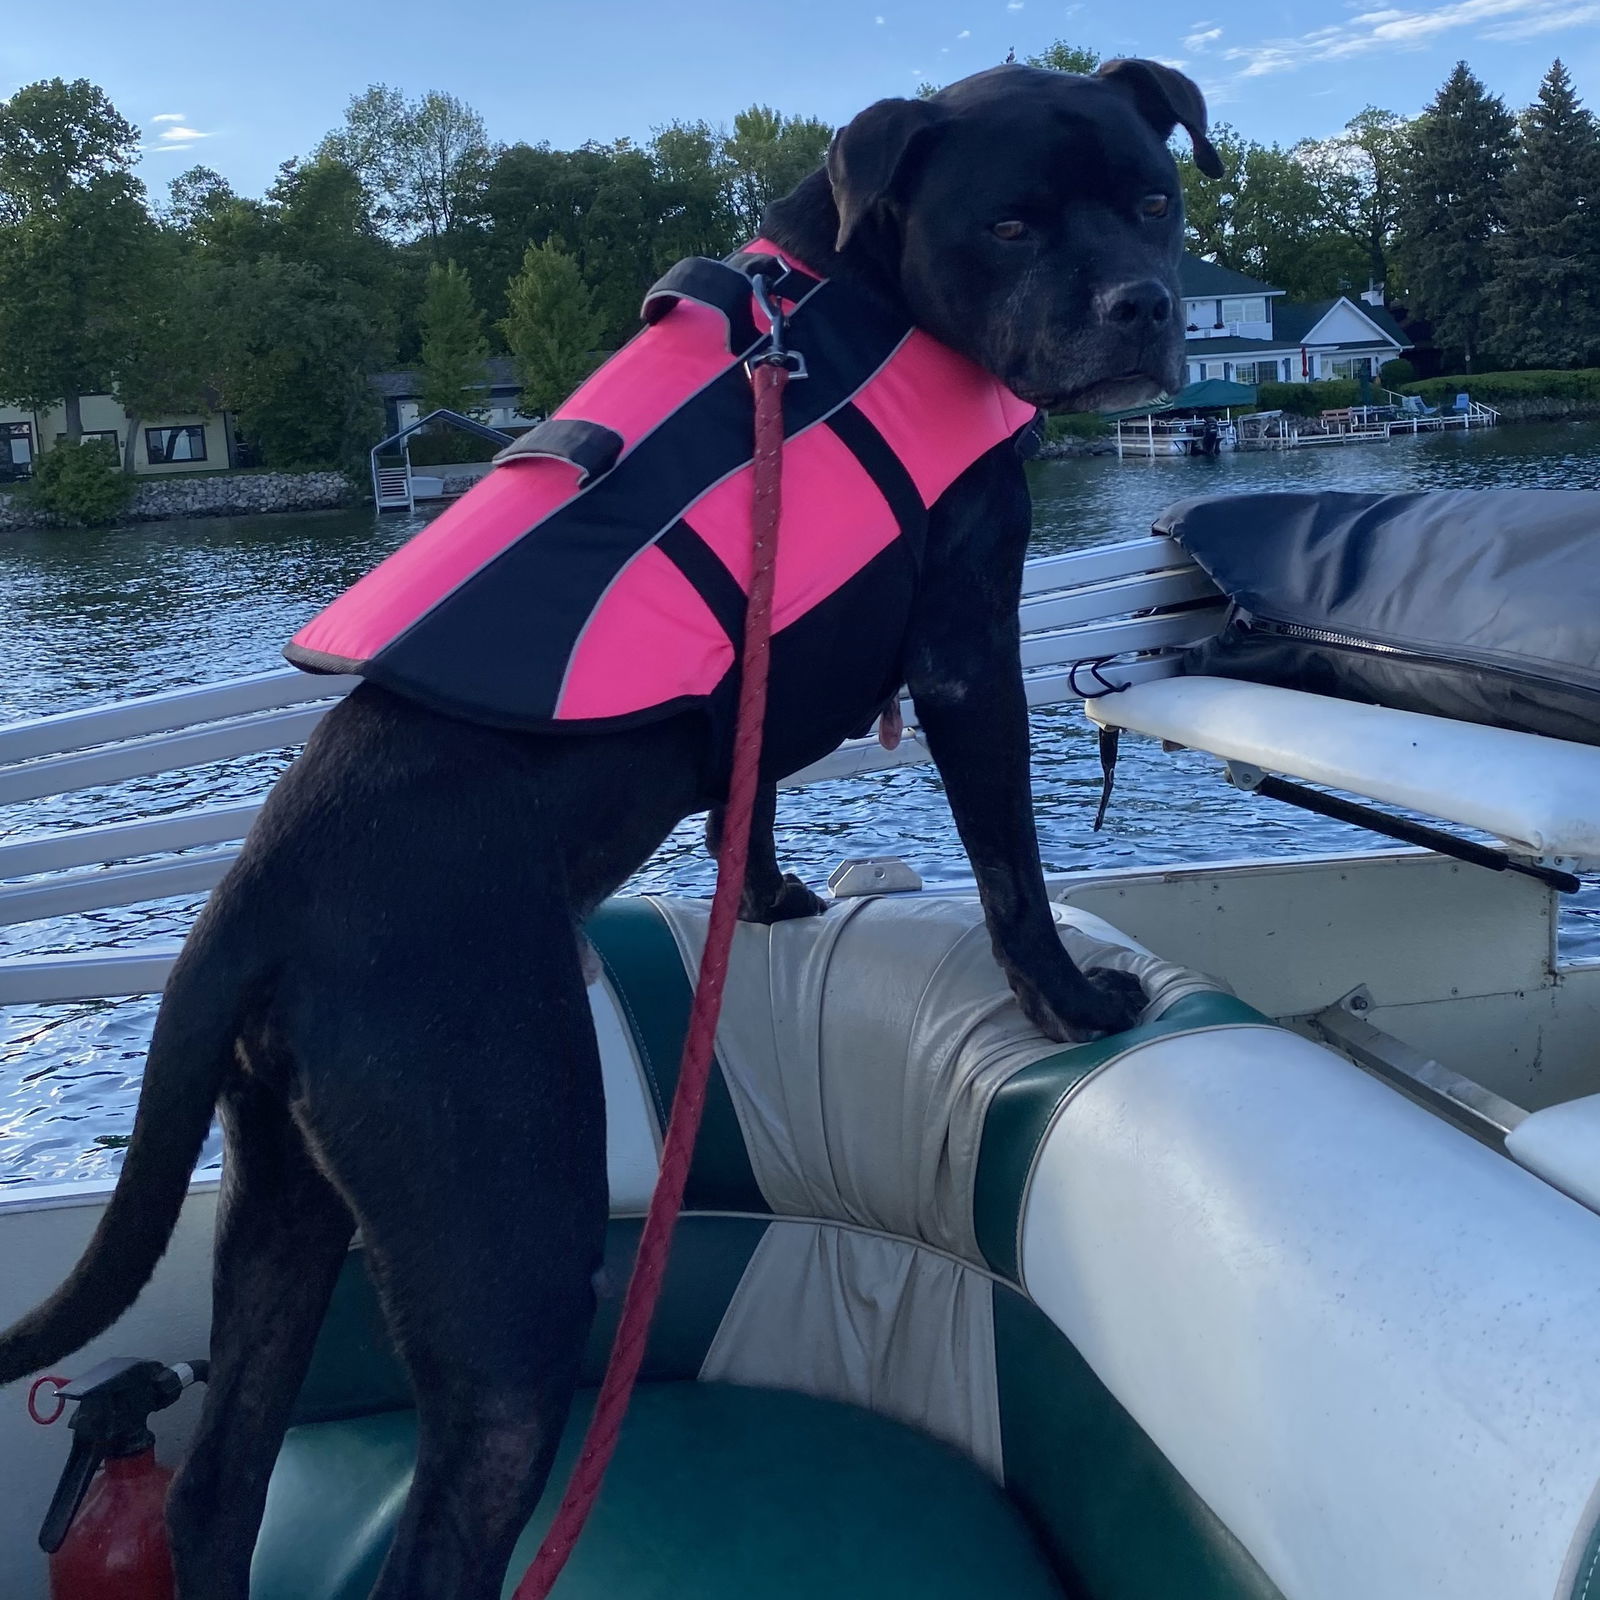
[0, 907, 252, 1385]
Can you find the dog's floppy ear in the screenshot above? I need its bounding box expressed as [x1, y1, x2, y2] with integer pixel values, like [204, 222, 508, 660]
[827, 97, 946, 254]
[1097, 58, 1225, 179]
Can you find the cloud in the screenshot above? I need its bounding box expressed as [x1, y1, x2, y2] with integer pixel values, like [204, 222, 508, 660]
[874, 13, 885, 20]
[1482, 0, 1600, 34]
[1157, 56, 1191, 68]
[149, 111, 185, 124]
[1183, 25, 1223, 47]
[1221, 0, 1597, 76]
[957, 26, 971, 35]
[1007, 0, 1024, 10]
[143, 123, 218, 153]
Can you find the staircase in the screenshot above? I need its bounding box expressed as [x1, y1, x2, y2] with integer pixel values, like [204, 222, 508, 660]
[373, 462, 413, 513]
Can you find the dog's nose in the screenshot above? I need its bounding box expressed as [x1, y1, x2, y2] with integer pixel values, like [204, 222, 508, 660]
[1096, 280, 1174, 330]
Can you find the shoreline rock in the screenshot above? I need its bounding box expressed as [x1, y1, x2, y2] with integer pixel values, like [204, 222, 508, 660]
[0, 469, 357, 533]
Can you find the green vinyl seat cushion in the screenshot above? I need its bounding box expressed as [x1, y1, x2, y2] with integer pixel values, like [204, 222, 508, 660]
[252, 1380, 1066, 1600]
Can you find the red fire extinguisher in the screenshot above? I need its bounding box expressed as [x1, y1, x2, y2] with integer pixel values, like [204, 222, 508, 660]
[32, 1356, 207, 1600]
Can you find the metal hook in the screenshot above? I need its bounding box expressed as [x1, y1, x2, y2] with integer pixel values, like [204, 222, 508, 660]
[746, 273, 807, 378]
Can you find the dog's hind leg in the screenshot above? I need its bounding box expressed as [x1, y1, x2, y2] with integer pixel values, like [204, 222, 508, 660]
[304, 908, 607, 1600]
[166, 1072, 355, 1600]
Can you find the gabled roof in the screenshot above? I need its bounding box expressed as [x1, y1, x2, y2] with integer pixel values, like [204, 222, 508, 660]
[371, 356, 522, 400]
[1179, 255, 1281, 299]
[1360, 304, 1409, 344]
[1183, 335, 1286, 355]
[1271, 299, 1339, 345]
[1273, 297, 1410, 350]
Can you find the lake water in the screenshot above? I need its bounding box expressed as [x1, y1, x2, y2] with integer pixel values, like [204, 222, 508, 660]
[4, 420, 1600, 1184]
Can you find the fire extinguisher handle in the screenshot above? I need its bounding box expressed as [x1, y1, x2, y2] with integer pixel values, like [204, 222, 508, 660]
[38, 1432, 105, 1554]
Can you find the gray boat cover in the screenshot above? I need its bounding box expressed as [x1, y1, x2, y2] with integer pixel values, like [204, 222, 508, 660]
[1161, 488, 1600, 746]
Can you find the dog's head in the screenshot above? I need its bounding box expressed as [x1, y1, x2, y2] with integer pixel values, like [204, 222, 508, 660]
[825, 61, 1224, 412]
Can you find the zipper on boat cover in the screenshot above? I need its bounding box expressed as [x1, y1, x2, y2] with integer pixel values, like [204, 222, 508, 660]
[1236, 613, 1600, 696]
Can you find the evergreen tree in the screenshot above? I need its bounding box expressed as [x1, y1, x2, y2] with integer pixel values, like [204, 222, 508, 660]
[1489, 60, 1600, 368]
[501, 241, 605, 418]
[1396, 62, 1517, 371]
[418, 261, 489, 418]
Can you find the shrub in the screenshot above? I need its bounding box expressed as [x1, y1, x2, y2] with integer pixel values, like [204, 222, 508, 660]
[1044, 412, 1109, 440]
[1401, 368, 1600, 405]
[1254, 379, 1363, 415]
[1379, 358, 1417, 389]
[27, 439, 133, 526]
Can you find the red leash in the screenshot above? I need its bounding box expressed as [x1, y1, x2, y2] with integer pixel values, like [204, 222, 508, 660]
[513, 322, 792, 1598]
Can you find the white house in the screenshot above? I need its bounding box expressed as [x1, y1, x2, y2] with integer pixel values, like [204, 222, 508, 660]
[1179, 256, 1410, 387]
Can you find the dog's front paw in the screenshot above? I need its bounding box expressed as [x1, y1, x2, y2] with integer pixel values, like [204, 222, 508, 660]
[740, 873, 829, 924]
[1011, 963, 1148, 1045]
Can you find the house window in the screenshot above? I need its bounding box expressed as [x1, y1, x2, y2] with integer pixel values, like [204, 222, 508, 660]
[146, 425, 207, 464]
[3, 421, 32, 465]
[56, 430, 119, 451]
[1222, 298, 1267, 325]
[1232, 361, 1273, 385]
[1327, 356, 1374, 380]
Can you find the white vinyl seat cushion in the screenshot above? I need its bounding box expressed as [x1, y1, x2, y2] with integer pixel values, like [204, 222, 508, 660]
[1087, 675, 1600, 862]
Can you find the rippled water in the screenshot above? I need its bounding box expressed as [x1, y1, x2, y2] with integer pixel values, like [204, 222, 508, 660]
[4, 421, 1600, 1183]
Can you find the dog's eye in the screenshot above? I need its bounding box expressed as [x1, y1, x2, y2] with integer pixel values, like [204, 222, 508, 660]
[991, 220, 1027, 241]
[1141, 194, 1171, 218]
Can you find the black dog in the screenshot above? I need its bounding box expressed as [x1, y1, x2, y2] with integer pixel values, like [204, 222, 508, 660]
[0, 61, 1219, 1600]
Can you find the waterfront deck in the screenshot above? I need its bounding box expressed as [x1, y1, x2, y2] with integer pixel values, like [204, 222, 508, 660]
[1114, 390, 1500, 458]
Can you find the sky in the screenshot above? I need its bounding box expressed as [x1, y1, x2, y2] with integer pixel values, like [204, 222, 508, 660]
[4, 0, 1598, 199]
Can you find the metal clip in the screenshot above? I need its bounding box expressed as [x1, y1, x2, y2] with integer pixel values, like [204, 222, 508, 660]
[747, 273, 807, 379]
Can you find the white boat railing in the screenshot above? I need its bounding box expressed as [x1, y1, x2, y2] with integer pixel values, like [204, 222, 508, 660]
[0, 536, 1223, 1005]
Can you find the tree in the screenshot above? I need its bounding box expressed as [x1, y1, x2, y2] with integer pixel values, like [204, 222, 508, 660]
[194, 257, 384, 469]
[163, 165, 274, 260]
[0, 77, 138, 221]
[1174, 120, 1248, 262]
[110, 233, 214, 474]
[0, 79, 152, 442]
[650, 121, 739, 265]
[319, 84, 491, 246]
[1489, 60, 1600, 367]
[502, 241, 605, 418]
[268, 155, 405, 359]
[723, 106, 833, 235]
[1397, 62, 1517, 371]
[1297, 107, 1410, 292]
[1232, 143, 1365, 298]
[419, 261, 489, 417]
[1027, 41, 1101, 73]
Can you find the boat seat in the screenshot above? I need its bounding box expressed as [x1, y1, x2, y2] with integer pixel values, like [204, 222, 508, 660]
[253, 1381, 1066, 1600]
[1507, 1094, 1600, 1213]
[251, 891, 1600, 1600]
[1087, 675, 1600, 864]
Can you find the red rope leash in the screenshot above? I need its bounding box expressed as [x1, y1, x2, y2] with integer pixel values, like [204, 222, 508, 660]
[513, 354, 790, 1599]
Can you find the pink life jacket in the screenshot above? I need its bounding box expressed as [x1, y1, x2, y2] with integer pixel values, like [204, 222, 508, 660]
[286, 244, 1037, 774]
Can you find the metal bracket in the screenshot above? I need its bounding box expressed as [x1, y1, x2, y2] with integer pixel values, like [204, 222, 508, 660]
[1312, 985, 1528, 1140]
[1224, 760, 1266, 792]
[827, 856, 924, 898]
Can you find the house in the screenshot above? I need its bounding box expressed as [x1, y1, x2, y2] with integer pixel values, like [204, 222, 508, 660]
[1179, 256, 1410, 387]
[0, 395, 236, 481]
[370, 358, 537, 438]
